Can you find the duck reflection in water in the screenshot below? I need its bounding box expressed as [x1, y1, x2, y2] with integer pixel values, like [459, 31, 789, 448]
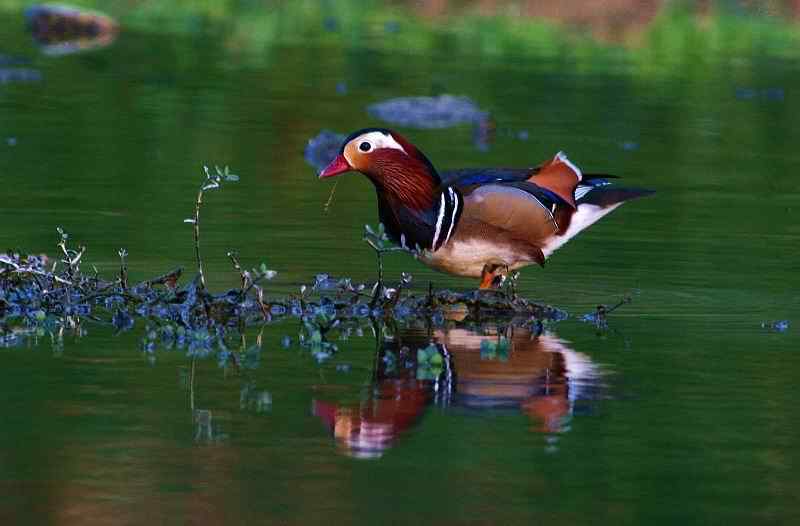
[313, 325, 603, 459]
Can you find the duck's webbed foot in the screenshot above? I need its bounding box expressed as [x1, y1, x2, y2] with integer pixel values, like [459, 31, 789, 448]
[478, 263, 509, 290]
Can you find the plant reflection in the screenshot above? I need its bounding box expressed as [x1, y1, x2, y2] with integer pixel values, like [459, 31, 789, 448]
[313, 324, 604, 459]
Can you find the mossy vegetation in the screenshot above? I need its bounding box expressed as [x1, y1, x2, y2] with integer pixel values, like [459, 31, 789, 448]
[0, 168, 567, 357]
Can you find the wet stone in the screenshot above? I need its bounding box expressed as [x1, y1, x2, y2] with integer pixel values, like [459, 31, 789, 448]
[0, 54, 30, 66]
[0, 68, 43, 84]
[367, 95, 490, 129]
[25, 4, 119, 56]
[304, 130, 345, 172]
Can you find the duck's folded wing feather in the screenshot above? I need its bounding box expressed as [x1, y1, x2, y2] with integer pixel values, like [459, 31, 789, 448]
[441, 168, 532, 188]
[461, 184, 560, 266]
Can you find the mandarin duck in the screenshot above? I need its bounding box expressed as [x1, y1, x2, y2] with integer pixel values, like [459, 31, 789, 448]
[319, 128, 653, 289]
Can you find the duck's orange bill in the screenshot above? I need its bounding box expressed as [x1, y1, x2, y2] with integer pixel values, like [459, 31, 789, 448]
[319, 154, 351, 178]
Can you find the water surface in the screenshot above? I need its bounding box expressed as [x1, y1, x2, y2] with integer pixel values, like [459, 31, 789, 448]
[1, 2, 798, 524]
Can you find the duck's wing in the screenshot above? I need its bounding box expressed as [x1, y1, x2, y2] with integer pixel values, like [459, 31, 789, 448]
[443, 152, 587, 209]
[441, 167, 531, 188]
[457, 183, 561, 266]
[444, 154, 653, 261]
[440, 155, 583, 265]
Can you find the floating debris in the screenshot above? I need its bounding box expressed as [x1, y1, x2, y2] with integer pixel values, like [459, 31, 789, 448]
[735, 87, 785, 103]
[760, 320, 790, 333]
[0, 54, 30, 66]
[25, 4, 119, 56]
[367, 95, 490, 129]
[304, 129, 345, 172]
[580, 295, 632, 329]
[620, 140, 639, 151]
[384, 21, 401, 34]
[0, 68, 43, 84]
[240, 382, 272, 413]
[323, 17, 338, 32]
[763, 87, 785, 102]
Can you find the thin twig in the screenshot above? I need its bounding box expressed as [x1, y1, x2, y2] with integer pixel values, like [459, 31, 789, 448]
[189, 356, 196, 413]
[118, 248, 128, 290]
[323, 179, 340, 214]
[144, 266, 183, 289]
[188, 165, 239, 290]
[370, 250, 384, 309]
[191, 184, 206, 289]
[603, 295, 632, 316]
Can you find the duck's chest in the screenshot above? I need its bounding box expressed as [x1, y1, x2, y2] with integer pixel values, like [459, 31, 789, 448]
[419, 236, 537, 278]
[377, 187, 462, 252]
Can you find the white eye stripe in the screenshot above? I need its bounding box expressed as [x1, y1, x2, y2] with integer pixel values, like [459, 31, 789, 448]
[344, 131, 408, 166]
[354, 131, 407, 154]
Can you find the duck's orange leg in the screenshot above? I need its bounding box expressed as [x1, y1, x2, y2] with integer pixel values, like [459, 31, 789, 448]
[479, 264, 508, 290]
[479, 270, 494, 289]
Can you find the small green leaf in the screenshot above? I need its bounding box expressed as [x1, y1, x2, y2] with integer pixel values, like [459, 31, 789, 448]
[417, 348, 428, 364]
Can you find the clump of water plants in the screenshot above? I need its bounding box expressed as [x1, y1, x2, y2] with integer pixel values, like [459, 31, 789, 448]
[0, 165, 566, 356]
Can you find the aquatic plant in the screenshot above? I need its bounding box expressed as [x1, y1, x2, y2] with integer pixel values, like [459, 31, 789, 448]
[0, 166, 568, 359]
[185, 164, 240, 289]
[580, 294, 633, 330]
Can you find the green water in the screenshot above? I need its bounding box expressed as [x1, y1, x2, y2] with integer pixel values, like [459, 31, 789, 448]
[1, 2, 799, 524]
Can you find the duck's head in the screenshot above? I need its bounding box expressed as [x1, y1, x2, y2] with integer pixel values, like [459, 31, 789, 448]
[319, 128, 440, 210]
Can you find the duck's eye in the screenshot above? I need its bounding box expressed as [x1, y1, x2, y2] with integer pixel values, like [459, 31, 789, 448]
[359, 141, 371, 152]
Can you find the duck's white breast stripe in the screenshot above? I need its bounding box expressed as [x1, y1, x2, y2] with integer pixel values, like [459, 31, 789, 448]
[431, 191, 446, 249]
[444, 187, 459, 245]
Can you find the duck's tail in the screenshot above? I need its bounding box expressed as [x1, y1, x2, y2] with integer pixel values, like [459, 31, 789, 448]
[576, 184, 655, 207]
[542, 182, 654, 258]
